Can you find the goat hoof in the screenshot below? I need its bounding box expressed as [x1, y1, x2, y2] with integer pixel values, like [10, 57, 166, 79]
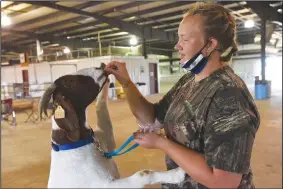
[133, 169, 153, 177]
[139, 170, 153, 176]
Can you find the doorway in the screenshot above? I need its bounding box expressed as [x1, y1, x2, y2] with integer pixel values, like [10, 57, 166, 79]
[149, 63, 158, 94]
[22, 70, 29, 97]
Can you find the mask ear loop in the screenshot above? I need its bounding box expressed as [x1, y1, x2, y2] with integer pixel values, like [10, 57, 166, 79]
[200, 40, 211, 53]
[205, 38, 222, 58]
[208, 49, 216, 57]
[200, 38, 215, 58]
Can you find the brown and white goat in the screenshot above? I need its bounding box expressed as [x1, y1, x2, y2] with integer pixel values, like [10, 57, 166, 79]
[39, 63, 185, 188]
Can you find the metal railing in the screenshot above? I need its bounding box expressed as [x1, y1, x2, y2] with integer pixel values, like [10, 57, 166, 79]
[12, 46, 143, 63]
[1, 83, 52, 100]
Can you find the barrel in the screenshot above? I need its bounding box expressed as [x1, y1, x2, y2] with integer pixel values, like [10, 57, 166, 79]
[255, 81, 268, 100]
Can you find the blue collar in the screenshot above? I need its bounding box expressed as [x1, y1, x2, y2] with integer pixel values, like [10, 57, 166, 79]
[51, 133, 94, 152]
[51, 131, 139, 158]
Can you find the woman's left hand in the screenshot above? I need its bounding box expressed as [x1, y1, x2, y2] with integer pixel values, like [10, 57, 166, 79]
[133, 131, 166, 149]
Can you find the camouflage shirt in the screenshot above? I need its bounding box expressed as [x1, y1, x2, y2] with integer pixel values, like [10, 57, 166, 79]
[154, 66, 260, 189]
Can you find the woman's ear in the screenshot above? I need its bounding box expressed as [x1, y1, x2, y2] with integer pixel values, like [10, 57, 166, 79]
[206, 38, 219, 55]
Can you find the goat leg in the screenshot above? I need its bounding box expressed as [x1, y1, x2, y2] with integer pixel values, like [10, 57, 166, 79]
[93, 80, 116, 152]
[107, 167, 185, 188]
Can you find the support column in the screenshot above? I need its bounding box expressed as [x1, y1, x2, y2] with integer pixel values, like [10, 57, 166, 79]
[261, 17, 266, 81]
[142, 28, 147, 59]
[36, 39, 43, 63]
[143, 39, 147, 59]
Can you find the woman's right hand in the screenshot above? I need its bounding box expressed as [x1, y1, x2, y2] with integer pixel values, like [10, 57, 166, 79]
[104, 61, 131, 87]
[137, 119, 165, 133]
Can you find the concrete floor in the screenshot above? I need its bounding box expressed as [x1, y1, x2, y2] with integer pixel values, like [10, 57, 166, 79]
[1, 92, 282, 188]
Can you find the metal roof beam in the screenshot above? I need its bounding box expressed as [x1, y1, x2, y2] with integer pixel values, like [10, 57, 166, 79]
[134, 11, 184, 24]
[23, 1, 176, 42]
[60, 26, 114, 38]
[4, 20, 106, 44]
[1, 2, 19, 12]
[128, 2, 243, 28]
[100, 1, 152, 15]
[246, 1, 282, 23]
[8, 1, 104, 29]
[8, 4, 41, 17]
[34, 1, 135, 33]
[143, 18, 182, 28]
[1, 28, 97, 49]
[50, 21, 104, 36]
[33, 17, 88, 33]
[118, 2, 190, 20]
[3, 28, 130, 46]
[34, 2, 152, 34]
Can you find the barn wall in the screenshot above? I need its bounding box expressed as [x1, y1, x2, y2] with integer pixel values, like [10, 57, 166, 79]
[1, 56, 159, 98]
[158, 55, 282, 95]
[231, 56, 282, 93]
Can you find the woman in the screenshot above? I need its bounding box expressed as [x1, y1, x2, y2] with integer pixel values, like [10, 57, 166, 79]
[105, 2, 260, 189]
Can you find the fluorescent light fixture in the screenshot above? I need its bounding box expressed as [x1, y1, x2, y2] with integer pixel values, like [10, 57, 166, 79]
[128, 16, 136, 20]
[270, 2, 282, 7]
[244, 20, 255, 28]
[63, 47, 71, 54]
[1, 14, 11, 27]
[129, 36, 138, 46]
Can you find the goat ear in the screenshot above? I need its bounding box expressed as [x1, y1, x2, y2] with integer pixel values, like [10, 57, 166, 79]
[100, 62, 106, 69]
[39, 83, 56, 120]
[53, 92, 80, 141]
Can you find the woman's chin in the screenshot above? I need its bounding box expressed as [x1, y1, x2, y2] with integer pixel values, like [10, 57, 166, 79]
[179, 58, 187, 66]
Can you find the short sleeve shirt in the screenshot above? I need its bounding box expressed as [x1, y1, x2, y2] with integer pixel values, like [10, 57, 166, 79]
[154, 66, 260, 189]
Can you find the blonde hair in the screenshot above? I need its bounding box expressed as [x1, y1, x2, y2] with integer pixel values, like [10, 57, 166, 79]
[183, 2, 238, 62]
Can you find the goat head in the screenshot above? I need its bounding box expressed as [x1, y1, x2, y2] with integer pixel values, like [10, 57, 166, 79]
[38, 63, 109, 121]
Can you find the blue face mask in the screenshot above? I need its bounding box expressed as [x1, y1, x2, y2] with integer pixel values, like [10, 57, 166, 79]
[181, 41, 212, 74]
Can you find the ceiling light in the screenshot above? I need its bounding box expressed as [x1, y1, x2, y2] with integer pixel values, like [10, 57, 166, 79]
[63, 47, 71, 54]
[1, 14, 11, 27]
[128, 16, 136, 20]
[278, 9, 282, 13]
[271, 21, 282, 26]
[67, 36, 71, 39]
[244, 20, 255, 28]
[270, 2, 282, 7]
[129, 36, 138, 46]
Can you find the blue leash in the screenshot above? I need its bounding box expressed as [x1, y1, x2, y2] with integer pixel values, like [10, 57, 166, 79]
[104, 135, 139, 158]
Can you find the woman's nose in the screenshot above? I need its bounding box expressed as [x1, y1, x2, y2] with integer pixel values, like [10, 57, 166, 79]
[174, 43, 182, 51]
